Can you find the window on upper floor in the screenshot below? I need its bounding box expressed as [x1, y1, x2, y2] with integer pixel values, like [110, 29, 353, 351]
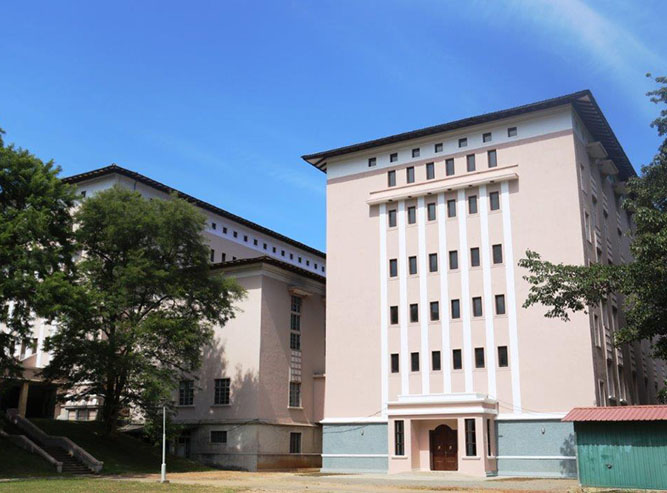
[412, 148, 420, 158]
[449, 250, 459, 270]
[390, 152, 398, 163]
[430, 301, 439, 321]
[498, 346, 509, 367]
[427, 202, 436, 221]
[368, 157, 376, 167]
[408, 206, 416, 224]
[468, 195, 478, 214]
[410, 303, 419, 323]
[495, 294, 506, 315]
[179, 380, 194, 406]
[470, 247, 480, 267]
[492, 244, 503, 264]
[426, 162, 435, 180]
[388, 170, 396, 187]
[451, 299, 461, 319]
[408, 256, 417, 275]
[210, 430, 227, 443]
[466, 154, 476, 172]
[211, 222, 217, 230]
[290, 332, 301, 350]
[411, 352, 420, 371]
[391, 353, 399, 373]
[406, 166, 415, 184]
[475, 347, 485, 368]
[390, 306, 398, 325]
[388, 209, 397, 227]
[290, 296, 301, 331]
[289, 382, 301, 407]
[221, 252, 226, 262]
[446, 158, 455, 176]
[483, 132, 492, 143]
[210, 249, 215, 262]
[432, 351, 441, 371]
[214, 378, 231, 405]
[447, 199, 456, 218]
[452, 349, 462, 369]
[429, 253, 438, 272]
[435, 143, 443, 153]
[507, 127, 517, 137]
[472, 296, 483, 316]
[458, 138, 467, 148]
[489, 191, 500, 211]
[389, 259, 398, 277]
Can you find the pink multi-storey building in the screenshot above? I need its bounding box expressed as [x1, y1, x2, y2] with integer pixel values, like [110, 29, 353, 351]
[302, 91, 666, 477]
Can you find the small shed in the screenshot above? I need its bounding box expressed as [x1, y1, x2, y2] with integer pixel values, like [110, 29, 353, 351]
[563, 405, 667, 490]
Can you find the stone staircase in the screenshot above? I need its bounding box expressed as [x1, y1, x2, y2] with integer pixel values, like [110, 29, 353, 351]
[41, 444, 93, 475]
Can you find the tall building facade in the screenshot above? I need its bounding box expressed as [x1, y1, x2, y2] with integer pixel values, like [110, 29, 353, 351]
[302, 91, 666, 477]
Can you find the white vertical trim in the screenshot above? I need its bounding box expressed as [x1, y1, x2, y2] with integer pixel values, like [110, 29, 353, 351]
[36, 323, 45, 368]
[379, 203, 389, 417]
[457, 189, 473, 392]
[417, 197, 430, 394]
[397, 200, 410, 395]
[501, 181, 522, 412]
[437, 193, 452, 393]
[479, 185, 497, 398]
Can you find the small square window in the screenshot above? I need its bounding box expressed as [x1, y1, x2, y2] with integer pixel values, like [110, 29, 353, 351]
[390, 306, 399, 325]
[390, 152, 398, 163]
[407, 206, 416, 224]
[408, 256, 417, 275]
[472, 297, 483, 317]
[429, 253, 438, 272]
[470, 247, 480, 267]
[483, 132, 492, 143]
[508, 127, 517, 137]
[406, 167, 415, 183]
[498, 346, 508, 367]
[432, 351, 441, 371]
[475, 348, 485, 368]
[388, 209, 397, 228]
[468, 195, 478, 214]
[391, 353, 399, 373]
[458, 138, 467, 148]
[489, 191, 500, 211]
[411, 352, 420, 371]
[426, 162, 435, 180]
[388, 170, 396, 187]
[211, 430, 227, 443]
[495, 294, 506, 315]
[492, 244, 503, 264]
[488, 150, 497, 168]
[447, 199, 456, 218]
[445, 158, 455, 176]
[368, 157, 377, 167]
[430, 301, 439, 321]
[449, 250, 458, 270]
[451, 299, 461, 319]
[434, 143, 443, 153]
[412, 148, 420, 158]
[389, 259, 398, 277]
[410, 303, 419, 323]
[452, 349, 462, 369]
[427, 202, 436, 221]
[466, 154, 476, 172]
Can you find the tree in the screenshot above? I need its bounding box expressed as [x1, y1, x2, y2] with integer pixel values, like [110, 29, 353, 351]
[0, 128, 76, 375]
[42, 186, 244, 433]
[519, 76, 667, 394]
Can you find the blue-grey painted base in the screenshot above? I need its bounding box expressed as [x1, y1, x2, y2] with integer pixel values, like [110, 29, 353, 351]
[322, 423, 388, 473]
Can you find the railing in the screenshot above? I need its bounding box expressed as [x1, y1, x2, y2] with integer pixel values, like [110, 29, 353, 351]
[0, 429, 62, 472]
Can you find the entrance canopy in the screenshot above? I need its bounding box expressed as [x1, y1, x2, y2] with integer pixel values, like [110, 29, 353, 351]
[387, 392, 497, 418]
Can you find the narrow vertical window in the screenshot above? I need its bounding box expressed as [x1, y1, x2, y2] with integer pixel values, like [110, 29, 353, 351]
[495, 294, 506, 315]
[449, 250, 458, 270]
[446, 158, 455, 176]
[427, 202, 436, 221]
[447, 199, 456, 218]
[390, 152, 398, 163]
[434, 143, 443, 153]
[492, 244, 503, 264]
[498, 346, 508, 367]
[452, 349, 462, 369]
[465, 419, 477, 456]
[430, 301, 439, 321]
[475, 347, 485, 368]
[388, 170, 396, 187]
[408, 206, 416, 224]
[368, 157, 377, 167]
[432, 351, 441, 371]
[394, 421, 405, 456]
[472, 297, 483, 316]
[389, 259, 398, 277]
[489, 191, 500, 211]
[289, 382, 301, 407]
[410, 303, 419, 323]
[214, 378, 231, 405]
[458, 138, 467, 148]
[412, 148, 420, 158]
[290, 432, 302, 453]
[468, 195, 478, 214]
[426, 162, 435, 180]
[451, 299, 461, 319]
[466, 154, 476, 172]
[488, 149, 497, 168]
[179, 380, 194, 406]
[391, 354, 399, 373]
[388, 209, 397, 227]
[210, 249, 215, 262]
[408, 256, 417, 275]
[486, 419, 492, 457]
[429, 253, 438, 272]
[406, 166, 415, 184]
[411, 352, 420, 371]
[290, 296, 302, 331]
[470, 247, 480, 267]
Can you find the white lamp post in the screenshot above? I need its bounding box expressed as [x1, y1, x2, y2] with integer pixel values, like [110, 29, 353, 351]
[160, 405, 169, 483]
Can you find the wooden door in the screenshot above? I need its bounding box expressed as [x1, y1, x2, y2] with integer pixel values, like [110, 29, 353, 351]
[430, 424, 458, 471]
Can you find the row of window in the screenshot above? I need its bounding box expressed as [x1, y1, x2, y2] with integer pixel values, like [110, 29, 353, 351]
[389, 245, 503, 277]
[390, 346, 509, 373]
[386, 150, 499, 186]
[387, 192, 500, 228]
[210, 430, 303, 454]
[394, 417, 485, 457]
[179, 378, 231, 406]
[370, 126, 518, 170]
[390, 294, 506, 324]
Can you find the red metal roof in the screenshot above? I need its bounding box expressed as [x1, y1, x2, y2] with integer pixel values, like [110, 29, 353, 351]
[563, 405, 667, 422]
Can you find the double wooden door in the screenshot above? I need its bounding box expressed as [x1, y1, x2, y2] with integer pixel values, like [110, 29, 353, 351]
[430, 424, 458, 471]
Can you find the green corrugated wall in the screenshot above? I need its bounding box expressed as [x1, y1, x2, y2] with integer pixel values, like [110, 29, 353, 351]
[575, 421, 667, 490]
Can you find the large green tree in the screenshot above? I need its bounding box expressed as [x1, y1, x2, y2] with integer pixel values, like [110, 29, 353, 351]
[42, 186, 244, 432]
[0, 129, 76, 375]
[520, 76, 667, 387]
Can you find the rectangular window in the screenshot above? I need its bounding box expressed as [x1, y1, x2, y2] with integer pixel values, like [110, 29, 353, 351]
[472, 296, 483, 317]
[465, 419, 477, 456]
[221, 253, 226, 262]
[290, 332, 301, 350]
[475, 347, 485, 368]
[244, 235, 248, 242]
[389, 259, 398, 277]
[489, 191, 500, 211]
[447, 199, 456, 218]
[432, 351, 441, 371]
[390, 306, 399, 325]
[214, 378, 231, 405]
[426, 162, 435, 180]
[434, 143, 443, 153]
[495, 294, 506, 315]
[289, 382, 301, 407]
[430, 301, 439, 321]
[449, 250, 459, 270]
[451, 299, 461, 319]
[445, 158, 455, 176]
[211, 222, 217, 230]
[429, 253, 438, 272]
[468, 195, 478, 214]
[486, 419, 492, 457]
[492, 244, 503, 264]
[408, 206, 416, 224]
[290, 296, 302, 331]
[408, 256, 417, 275]
[390, 152, 398, 163]
[410, 303, 419, 323]
[412, 148, 420, 158]
[391, 353, 399, 373]
[458, 138, 467, 148]
[368, 157, 376, 167]
[290, 432, 302, 454]
[453, 349, 462, 369]
[427, 202, 436, 221]
[466, 154, 476, 172]
[179, 380, 194, 406]
[394, 420, 405, 456]
[483, 132, 492, 143]
[411, 352, 420, 371]
[507, 127, 517, 137]
[470, 247, 480, 267]
[388, 209, 397, 227]
[210, 249, 215, 262]
[406, 166, 415, 183]
[498, 346, 508, 367]
[211, 430, 227, 443]
[388, 170, 396, 187]
[488, 149, 497, 168]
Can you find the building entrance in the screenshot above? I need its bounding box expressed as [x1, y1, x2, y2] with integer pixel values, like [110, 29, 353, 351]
[430, 424, 457, 471]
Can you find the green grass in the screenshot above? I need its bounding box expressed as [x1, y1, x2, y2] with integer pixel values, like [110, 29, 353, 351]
[30, 419, 212, 476]
[0, 478, 236, 493]
[0, 436, 56, 478]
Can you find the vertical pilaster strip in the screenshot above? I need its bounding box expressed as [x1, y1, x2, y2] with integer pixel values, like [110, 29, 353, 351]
[398, 200, 410, 395]
[501, 181, 522, 412]
[457, 189, 473, 393]
[479, 185, 497, 398]
[417, 196, 430, 394]
[36, 323, 45, 368]
[379, 203, 389, 416]
[437, 193, 452, 393]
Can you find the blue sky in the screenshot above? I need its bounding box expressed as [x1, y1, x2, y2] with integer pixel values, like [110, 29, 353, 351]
[1, 1, 664, 252]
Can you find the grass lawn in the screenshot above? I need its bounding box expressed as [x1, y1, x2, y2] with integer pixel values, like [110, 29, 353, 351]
[30, 419, 211, 476]
[0, 479, 236, 493]
[0, 436, 56, 478]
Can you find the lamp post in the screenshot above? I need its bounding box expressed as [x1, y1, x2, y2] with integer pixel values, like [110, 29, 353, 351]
[160, 405, 168, 483]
